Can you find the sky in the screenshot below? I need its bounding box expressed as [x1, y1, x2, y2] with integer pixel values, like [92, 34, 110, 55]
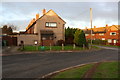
[0, 1, 118, 31]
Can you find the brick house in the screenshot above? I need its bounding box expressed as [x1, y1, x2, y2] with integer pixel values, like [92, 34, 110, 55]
[84, 25, 120, 45]
[17, 9, 66, 46]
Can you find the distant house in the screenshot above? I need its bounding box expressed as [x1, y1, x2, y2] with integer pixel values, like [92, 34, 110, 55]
[17, 9, 66, 46]
[84, 24, 120, 45]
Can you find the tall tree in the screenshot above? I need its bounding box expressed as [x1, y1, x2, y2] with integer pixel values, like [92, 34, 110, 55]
[65, 27, 77, 44]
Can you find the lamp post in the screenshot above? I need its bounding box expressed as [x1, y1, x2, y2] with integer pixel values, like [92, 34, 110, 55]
[90, 8, 92, 49]
[34, 41, 38, 50]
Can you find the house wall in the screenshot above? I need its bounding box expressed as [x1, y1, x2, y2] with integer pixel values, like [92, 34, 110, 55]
[85, 25, 119, 45]
[2, 36, 17, 46]
[17, 34, 39, 45]
[34, 10, 65, 45]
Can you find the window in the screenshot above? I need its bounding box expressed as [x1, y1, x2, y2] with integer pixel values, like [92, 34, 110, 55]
[41, 34, 54, 40]
[108, 39, 112, 43]
[110, 32, 116, 35]
[113, 40, 117, 44]
[102, 38, 105, 40]
[92, 34, 95, 36]
[85, 34, 89, 36]
[46, 22, 57, 27]
[99, 33, 104, 36]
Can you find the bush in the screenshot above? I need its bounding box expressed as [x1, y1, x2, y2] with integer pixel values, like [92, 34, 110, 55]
[57, 40, 65, 46]
[88, 39, 107, 45]
[74, 29, 88, 48]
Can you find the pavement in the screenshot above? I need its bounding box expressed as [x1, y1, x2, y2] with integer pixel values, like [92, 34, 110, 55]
[93, 45, 119, 50]
[2, 46, 118, 79]
[1, 46, 99, 56]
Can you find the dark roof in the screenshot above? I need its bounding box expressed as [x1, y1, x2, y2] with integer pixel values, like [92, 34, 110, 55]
[84, 27, 106, 34]
[94, 31, 106, 33]
[84, 30, 95, 34]
[40, 30, 54, 35]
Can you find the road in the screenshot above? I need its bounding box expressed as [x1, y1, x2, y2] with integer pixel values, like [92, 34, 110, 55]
[2, 47, 118, 79]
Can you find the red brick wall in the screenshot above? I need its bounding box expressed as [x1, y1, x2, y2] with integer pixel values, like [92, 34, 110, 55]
[85, 30, 119, 45]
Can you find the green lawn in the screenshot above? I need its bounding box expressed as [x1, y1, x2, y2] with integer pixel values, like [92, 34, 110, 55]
[21, 46, 88, 51]
[51, 61, 119, 79]
[52, 64, 94, 78]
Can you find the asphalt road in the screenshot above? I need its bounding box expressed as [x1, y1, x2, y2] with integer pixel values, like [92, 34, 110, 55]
[2, 48, 118, 79]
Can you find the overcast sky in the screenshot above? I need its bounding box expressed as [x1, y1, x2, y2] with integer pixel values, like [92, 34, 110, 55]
[0, 2, 118, 31]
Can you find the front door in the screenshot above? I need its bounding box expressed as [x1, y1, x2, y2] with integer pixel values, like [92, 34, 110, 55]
[41, 34, 54, 46]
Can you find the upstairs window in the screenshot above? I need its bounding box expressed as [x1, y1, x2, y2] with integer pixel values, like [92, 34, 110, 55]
[46, 22, 57, 27]
[110, 32, 116, 35]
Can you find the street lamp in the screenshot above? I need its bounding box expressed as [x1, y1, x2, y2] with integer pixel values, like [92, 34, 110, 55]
[90, 8, 92, 49]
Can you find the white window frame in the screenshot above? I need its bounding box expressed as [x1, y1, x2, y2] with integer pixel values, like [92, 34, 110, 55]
[102, 38, 105, 40]
[113, 39, 117, 44]
[46, 22, 57, 27]
[108, 39, 112, 43]
[110, 32, 116, 35]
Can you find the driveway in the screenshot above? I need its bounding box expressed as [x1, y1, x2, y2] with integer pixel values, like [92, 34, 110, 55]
[2, 47, 118, 79]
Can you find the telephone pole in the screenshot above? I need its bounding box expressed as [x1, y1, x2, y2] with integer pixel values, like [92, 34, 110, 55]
[90, 8, 92, 49]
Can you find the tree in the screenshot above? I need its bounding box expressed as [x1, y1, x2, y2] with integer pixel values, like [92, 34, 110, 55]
[65, 27, 77, 44]
[74, 29, 88, 47]
[74, 29, 80, 45]
[1, 25, 13, 35]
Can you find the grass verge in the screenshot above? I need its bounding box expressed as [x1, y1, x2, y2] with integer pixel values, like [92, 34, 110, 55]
[92, 61, 119, 78]
[51, 61, 118, 79]
[51, 64, 94, 78]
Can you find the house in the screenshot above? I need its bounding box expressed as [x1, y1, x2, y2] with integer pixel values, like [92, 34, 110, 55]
[84, 24, 120, 45]
[17, 9, 66, 46]
[1, 25, 18, 46]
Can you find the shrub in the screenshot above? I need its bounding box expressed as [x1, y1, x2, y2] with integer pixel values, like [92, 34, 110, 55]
[74, 29, 88, 48]
[57, 40, 65, 46]
[88, 39, 107, 45]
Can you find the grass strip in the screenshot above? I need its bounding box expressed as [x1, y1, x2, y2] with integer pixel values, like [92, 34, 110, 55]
[51, 64, 94, 78]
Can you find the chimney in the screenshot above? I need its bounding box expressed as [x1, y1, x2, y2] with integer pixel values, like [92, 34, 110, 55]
[94, 26, 96, 28]
[106, 24, 108, 29]
[42, 9, 46, 15]
[30, 18, 35, 25]
[85, 27, 87, 30]
[32, 18, 35, 22]
[36, 13, 39, 20]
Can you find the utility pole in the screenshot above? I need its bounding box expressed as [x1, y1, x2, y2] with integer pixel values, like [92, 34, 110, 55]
[90, 8, 92, 49]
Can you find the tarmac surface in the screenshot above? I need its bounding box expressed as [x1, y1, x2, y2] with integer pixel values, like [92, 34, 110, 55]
[2, 46, 118, 79]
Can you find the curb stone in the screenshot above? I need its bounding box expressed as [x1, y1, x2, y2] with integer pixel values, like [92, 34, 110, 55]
[2, 48, 101, 56]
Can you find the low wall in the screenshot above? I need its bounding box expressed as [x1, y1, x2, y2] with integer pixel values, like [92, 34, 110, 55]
[17, 34, 39, 45]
